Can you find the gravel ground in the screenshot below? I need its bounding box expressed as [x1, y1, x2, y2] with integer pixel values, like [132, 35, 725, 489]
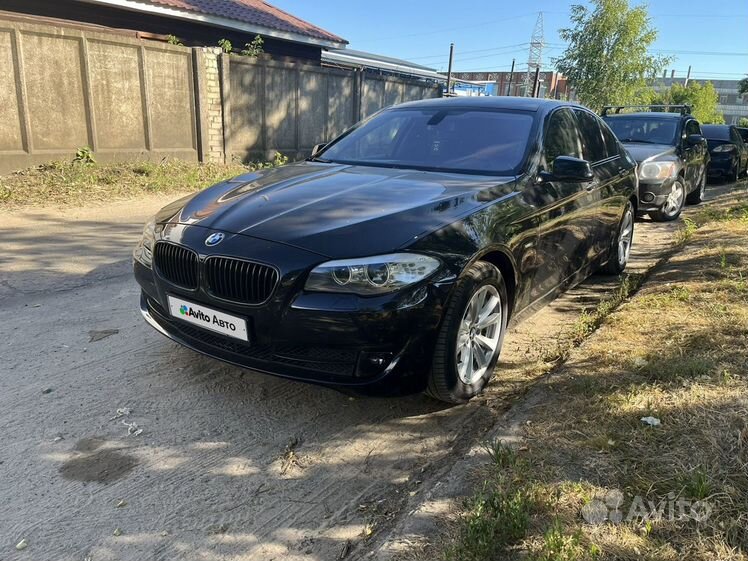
[0, 181, 742, 561]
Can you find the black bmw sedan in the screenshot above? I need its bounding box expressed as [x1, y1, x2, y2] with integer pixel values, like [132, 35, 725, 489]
[133, 97, 637, 403]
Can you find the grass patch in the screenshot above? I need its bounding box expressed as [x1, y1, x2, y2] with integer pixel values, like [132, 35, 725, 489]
[541, 273, 645, 364]
[442, 199, 748, 560]
[0, 155, 287, 209]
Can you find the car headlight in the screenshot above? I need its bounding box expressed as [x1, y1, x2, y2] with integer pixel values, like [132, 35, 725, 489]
[133, 217, 156, 268]
[712, 144, 736, 153]
[638, 161, 677, 181]
[305, 253, 440, 295]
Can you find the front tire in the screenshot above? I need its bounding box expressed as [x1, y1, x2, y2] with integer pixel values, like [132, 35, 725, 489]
[426, 261, 508, 404]
[686, 171, 706, 205]
[600, 201, 634, 275]
[648, 179, 685, 222]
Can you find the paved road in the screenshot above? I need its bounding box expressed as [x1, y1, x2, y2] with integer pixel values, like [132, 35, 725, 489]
[0, 181, 743, 561]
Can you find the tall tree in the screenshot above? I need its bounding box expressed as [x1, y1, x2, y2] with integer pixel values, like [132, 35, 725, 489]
[651, 81, 724, 124]
[739, 77, 748, 97]
[554, 0, 670, 111]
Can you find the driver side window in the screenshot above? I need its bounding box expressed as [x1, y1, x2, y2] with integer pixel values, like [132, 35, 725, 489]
[543, 109, 583, 170]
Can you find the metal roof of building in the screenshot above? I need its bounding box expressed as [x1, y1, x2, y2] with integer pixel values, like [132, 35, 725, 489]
[82, 0, 347, 47]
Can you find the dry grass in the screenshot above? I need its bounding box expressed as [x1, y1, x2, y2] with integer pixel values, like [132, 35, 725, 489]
[0, 156, 287, 210]
[447, 200, 748, 561]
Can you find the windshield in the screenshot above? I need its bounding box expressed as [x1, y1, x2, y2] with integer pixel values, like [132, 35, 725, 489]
[603, 117, 678, 145]
[317, 108, 534, 175]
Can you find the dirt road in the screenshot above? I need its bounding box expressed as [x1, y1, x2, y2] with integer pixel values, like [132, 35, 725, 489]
[0, 182, 742, 560]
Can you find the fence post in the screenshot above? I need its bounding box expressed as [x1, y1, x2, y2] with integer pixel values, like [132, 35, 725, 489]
[192, 48, 209, 163]
[218, 52, 231, 164]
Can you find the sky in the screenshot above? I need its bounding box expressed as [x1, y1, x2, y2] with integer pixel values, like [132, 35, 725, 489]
[277, 0, 748, 81]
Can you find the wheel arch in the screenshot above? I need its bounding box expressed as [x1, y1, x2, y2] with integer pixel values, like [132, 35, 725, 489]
[474, 249, 517, 320]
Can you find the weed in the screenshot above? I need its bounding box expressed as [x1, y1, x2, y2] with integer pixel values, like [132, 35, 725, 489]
[241, 35, 264, 57]
[447, 482, 533, 561]
[532, 519, 584, 561]
[482, 438, 517, 470]
[166, 34, 183, 46]
[218, 38, 232, 53]
[73, 146, 96, 165]
[675, 216, 698, 244]
[681, 467, 713, 500]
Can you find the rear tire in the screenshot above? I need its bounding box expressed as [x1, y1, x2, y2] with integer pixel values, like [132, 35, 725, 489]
[600, 201, 634, 275]
[686, 171, 706, 205]
[426, 261, 508, 404]
[648, 178, 685, 222]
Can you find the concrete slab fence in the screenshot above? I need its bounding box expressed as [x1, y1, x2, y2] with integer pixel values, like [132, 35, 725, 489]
[0, 16, 441, 175]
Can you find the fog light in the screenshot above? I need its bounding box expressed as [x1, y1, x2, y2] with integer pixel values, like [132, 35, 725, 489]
[356, 352, 394, 377]
[642, 192, 655, 203]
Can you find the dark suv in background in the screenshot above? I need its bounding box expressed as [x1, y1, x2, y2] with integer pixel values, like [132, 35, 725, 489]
[702, 124, 748, 182]
[602, 105, 709, 222]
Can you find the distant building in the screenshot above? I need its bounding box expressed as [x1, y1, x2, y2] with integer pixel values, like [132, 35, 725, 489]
[450, 71, 572, 99]
[652, 77, 748, 125]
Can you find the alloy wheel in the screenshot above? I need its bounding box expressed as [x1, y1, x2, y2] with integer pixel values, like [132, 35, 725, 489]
[663, 182, 684, 217]
[455, 285, 502, 385]
[617, 207, 634, 268]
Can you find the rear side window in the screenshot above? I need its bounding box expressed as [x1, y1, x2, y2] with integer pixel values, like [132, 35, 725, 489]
[543, 108, 583, 164]
[574, 109, 607, 162]
[599, 120, 622, 158]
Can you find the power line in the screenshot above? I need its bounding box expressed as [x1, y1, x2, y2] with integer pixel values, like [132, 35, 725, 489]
[402, 43, 530, 62]
[354, 12, 538, 44]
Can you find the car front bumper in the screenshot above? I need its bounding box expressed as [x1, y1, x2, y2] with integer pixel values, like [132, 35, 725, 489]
[707, 155, 736, 176]
[135, 258, 454, 393]
[636, 176, 679, 213]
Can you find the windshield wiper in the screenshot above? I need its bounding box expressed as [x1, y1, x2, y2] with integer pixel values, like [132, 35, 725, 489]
[307, 156, 332, 163]
[619, 138, 658, 144]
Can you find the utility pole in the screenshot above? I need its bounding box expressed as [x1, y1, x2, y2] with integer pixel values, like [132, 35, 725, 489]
[506, 58, 515, 96]
[445, 43, 455, 96]
[523, 12, 544, 96]
[684, 65, 692, 87]
[532, 66, 541, 97]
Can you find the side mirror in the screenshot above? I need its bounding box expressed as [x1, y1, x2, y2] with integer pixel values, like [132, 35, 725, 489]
[686, 134, 704, 146]
[311, 143, 327, 156]
[539, 156, 594, 183]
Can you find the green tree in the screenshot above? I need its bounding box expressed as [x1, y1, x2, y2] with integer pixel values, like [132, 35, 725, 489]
[554, 0, 671, 111]
[739, 77, 748, 99]
[651, 81, 724, 123]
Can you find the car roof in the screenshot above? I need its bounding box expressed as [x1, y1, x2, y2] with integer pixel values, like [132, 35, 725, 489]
[603, 112, 685, 119]
[393, 96, 578, 113]
[701, 124, 731, 130]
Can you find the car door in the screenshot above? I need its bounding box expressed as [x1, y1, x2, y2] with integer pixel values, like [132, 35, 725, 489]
[527, 107, 601, 301]
[574, 108, 623, 257]
[682, 119, 705, 189]
[730, 127, 748, 173]
[597, 114, 637, 246]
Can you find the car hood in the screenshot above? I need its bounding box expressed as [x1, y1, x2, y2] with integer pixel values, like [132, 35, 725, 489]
[156, 162, 516, 258]
[620, 142, 676, 162]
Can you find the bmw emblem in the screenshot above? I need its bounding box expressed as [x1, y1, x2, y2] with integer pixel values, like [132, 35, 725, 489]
[205, 232, 225, 247]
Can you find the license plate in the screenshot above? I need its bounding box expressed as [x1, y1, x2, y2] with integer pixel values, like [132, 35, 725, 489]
[168, 295, 249, 342]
